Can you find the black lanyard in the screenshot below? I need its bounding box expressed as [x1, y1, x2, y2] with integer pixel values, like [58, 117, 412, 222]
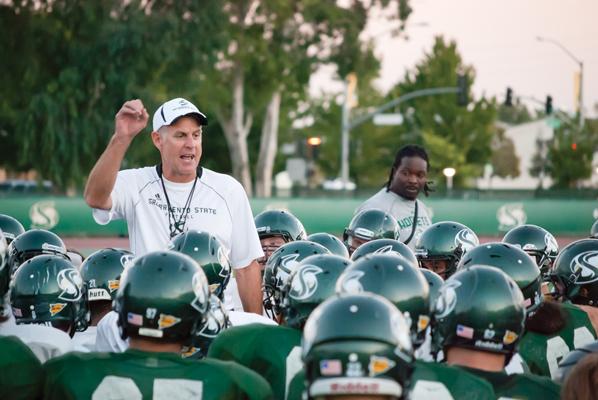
[156, 164, 202, 238]
[403, 201, 419, 245]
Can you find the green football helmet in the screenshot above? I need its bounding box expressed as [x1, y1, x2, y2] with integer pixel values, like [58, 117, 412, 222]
[254, 209, 307, 242]
[350, 238, 418, 267]
[263, 241, 330, 319]
[415, 221, 479, 279]
[431, 265, 526, 362]
[547, 239, 598, 306]
[80, 248, 133, 302]
[591, 220, 598, 239]
[420, 268, 444, 307]
[10, 255, 88, 336]
[307, 232, 349, 259]
[458, 242, 542, 314]
[0, 230, 9, 319]
[184, 294, 230, 359]
[8, 229, 67, 276]
[168, 230, 231, 300]
[302, 293, 414, 399]
[114, 251, 211, 343]
[343, 209, 399, 254]
[337, 253, 431, 346]
[502, 224, 559, 274]
[280, 254, 351, 329]
[0, 214, 25, 244]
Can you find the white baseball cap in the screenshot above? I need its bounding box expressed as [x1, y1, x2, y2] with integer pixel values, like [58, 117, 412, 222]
[152, 97, 208, 132]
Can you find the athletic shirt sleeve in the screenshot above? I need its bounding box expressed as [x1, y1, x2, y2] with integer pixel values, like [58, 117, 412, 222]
[287, 370, 306, 400]
[92, 169, 142, 225]
[95, 311, 128, 352]
[0, 336, 44, 400]
[228, 181, 264, 269]
[218, 360, 274, 400]
[0, 324, 73, 363]
[71, 327, 98, 353]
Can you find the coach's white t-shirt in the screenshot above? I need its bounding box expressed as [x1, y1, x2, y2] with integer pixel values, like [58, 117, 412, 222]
[355, 188, 432, 250]
[92, 166, 263, 311]
[92, 166, 263, 266]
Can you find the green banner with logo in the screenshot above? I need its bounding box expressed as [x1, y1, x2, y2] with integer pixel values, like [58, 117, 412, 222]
[0, 197, 594, 237]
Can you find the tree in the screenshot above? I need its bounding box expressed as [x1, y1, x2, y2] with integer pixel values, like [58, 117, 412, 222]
[0, 1, 226, 190]
[192, 0, 411, 196]
[497, 99, 535, 125]
[490, 129, 520, 179]
[543, 118, 598, 188]
[388, 36, 498, 187]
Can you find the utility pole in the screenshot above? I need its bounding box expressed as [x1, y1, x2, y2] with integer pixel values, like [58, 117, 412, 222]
[536, 36, 584, 128]
[340, 73, 358, 188]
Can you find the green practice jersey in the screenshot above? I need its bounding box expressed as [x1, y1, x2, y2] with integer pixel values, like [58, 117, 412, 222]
[208, 323, 302, 400]
[519, 302, 596, 378]
[409, 361, 495, 400]
[0, 335, 43, 400]
[286, 371, 305, 400]
[464, 367, 560, 400]
[43, 349, 273, 400]
[286, 360, 495, 400]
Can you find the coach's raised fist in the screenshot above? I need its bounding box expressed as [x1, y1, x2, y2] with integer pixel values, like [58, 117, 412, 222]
[114, 99, 149, 140]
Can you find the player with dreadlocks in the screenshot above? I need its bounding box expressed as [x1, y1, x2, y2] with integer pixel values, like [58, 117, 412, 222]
[355, 144, 433, 250]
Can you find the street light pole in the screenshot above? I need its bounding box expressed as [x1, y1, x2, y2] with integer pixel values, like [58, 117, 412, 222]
[340, 73, 357, 187]
[536, 36, 584, 128]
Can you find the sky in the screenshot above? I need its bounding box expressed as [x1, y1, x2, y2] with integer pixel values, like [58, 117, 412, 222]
[311, 0, 598, 118]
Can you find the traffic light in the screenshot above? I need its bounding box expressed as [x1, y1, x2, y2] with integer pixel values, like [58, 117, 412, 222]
[457, 74, 468, 106]
[505, 87, 513, 107]
[545, 95, 553, 115]
[307, 136, 322, 160]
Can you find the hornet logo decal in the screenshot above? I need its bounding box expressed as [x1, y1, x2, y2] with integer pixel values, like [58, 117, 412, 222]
[57, 269, 83, 302]
[455, 229, 479, 253]
[120, 254, 135, 269]
[191, 272, 209, 312]
[29, 201, 60, 229]
[571, 251, 598, 284]
[497, 203, 527, 231]
[545, 233, 559, 255]
[337, 270, 365, 294]
[373, 245, 395, 254]
[434, 280, 462, 319]
[289, 265, 323, 300]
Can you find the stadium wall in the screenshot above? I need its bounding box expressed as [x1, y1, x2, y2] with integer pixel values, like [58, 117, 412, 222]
[0, 196, 594, 237]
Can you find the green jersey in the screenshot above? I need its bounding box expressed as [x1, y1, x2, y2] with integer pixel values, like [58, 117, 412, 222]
[286, 371, 305, 400]
[208, 324, 302, 400]
[409, 361, 495, 400]
[519, 302, 596, 378]
[0, 335, 43, 400]
[286, 360, 495, 400]
[43, 349, 273, 400]
[464, 368, 560, 400]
